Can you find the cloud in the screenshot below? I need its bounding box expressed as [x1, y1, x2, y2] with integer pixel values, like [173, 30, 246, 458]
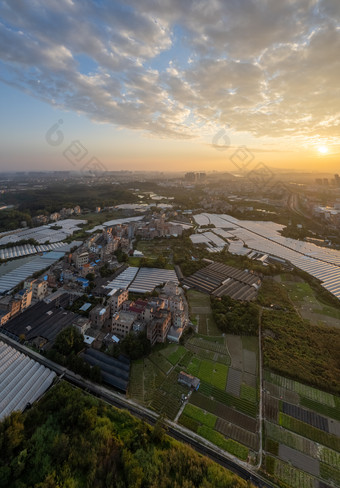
[0, 0, 339, 144]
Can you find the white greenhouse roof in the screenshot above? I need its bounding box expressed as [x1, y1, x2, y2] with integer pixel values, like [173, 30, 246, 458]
[0, 340, 56, 421]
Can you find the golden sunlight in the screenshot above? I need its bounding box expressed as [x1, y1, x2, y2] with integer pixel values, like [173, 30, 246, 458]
[318, 145, 328, 154]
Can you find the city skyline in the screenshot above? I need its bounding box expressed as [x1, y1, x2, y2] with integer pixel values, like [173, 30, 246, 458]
[0, 0, 339, 172]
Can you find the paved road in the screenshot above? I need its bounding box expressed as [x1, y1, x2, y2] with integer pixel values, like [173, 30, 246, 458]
[256, 308, 263, 470]
[0, 332, 278, 488]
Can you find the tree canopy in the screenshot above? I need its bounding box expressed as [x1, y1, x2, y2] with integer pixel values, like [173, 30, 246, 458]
[0, 382, 253, 488]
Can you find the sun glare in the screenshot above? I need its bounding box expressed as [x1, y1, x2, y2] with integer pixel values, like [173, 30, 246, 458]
[318, 145, 328, 154]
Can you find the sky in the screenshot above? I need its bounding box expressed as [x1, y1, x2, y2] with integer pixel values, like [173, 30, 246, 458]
[0, 0, 339, 173]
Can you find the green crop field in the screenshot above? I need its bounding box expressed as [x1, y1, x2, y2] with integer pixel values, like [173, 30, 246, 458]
[273, 457, 315, 488]
[182, 404, 217, 429]
[143, 358, 165, 403]
[188, 337, 230, 356]
[319, 446, 340, 469]
[265, 370, 338, 407]
[187, 290, 221, 336]
[198, 381, 257, 418]
[128, 359, 144, 403]
[300, 396, 340, 421]
[178, 414, 200, 433]
[188, 358, 228, 390]
[279, 413, 340, 451]
[148, 350, 173, 374]
[320, 462, 340, 486]
[197, 426, 249, 460]
[265, 421, 317, 458]
[160, 344, 187, 365]
[240, 384, 257, 403]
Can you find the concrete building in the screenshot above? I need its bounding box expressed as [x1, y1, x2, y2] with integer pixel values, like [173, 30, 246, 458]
[31, 280, 48, 300]
[147, 310, 171, 345]
[112, 311, 137, 338]
[90, 305, 110, 329]
[15, 288, 32, 311]
[74, 250, 89, 269]
[108, 289, 129, 314]
[163, 281, 180, 296]
[72, 316, 91, 335]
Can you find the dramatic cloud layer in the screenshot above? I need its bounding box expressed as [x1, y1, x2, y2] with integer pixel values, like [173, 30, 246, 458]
[0, 0, 339, 143]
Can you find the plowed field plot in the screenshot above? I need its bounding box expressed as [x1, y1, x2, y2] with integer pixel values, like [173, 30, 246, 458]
[272, 456, 316, 488]
[279, 444, 320, 477]
[264, 393, 279, 422]
[128, 360, 144, 402]
[226, 335, 243, 370]
[160, 345, 186, 365]
[214, 403, 258, 433]
[148, 351, 172, 374]
[188, 337, 230, 356]
[226, 368, 242, 396]
[265, 371, 337, 407]
[198, 381, 257, 417]
[216, 418, 258, 450]
[264, 381, 300, 405]
[282, 402, 329, 432]
[265, 421, 318, 458]
[243, 349, 257, 374]
[187, 290, 220, 336]
[243, 371, 257, 388]
[150, 389, 181, 420]
[328, 419, 340, 437]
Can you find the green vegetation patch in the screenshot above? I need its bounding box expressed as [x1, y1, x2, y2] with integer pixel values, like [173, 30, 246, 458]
[240, 384, 257, 404]
[257, 277, 293, 310]
[192, 383, 257, 419]
[0, 382, 252, 488]
[178, 414, 199, 433]
[211, 296, 260, 335]
[265, 421, 317, 458]
[320, 462, 340, 486]
[148, 351, 172, 374]
[197, 426, 248, 461]
[279, 413, 340, 451]
[273, 457, 315, 488]
[188, 359, 228, 390]
[262, 310, 340, 395]
[183, 404, 217, 429]
[300, 396, 340, 421]
[319, 446, 340, 469]
[161, 345, 187, 366]
[265, 370, 338, 407]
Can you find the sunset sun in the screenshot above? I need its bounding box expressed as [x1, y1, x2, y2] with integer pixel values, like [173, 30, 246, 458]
[318, 145, 328, 154]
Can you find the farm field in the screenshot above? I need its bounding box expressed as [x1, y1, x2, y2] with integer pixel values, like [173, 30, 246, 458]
[263, 368, 340, 487]
[282, 276, 340, 328]
[128, 328, 259, 461]
[187, 289, 220, 336]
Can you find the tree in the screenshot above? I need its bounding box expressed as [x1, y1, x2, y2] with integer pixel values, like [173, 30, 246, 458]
[54, 327, 84, 356]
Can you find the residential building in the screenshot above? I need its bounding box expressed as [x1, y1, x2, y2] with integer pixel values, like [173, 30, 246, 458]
[178, 371, 200, 390]
[90, 305, 110, 329]
[72, 316, 91, 335]
[112, 311, 137, 338]
[108, 289, 129, 314]
[74, 250, 89, 269]
[147, 309, 171, 345]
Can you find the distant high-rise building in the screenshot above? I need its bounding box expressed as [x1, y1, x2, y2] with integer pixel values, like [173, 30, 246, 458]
[315, 178, 323, 185]
[334, 174, 340, 187]
[184, 172, 206, 183]
[184, 172, 196, 182]
[323, 178, 329, 186]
